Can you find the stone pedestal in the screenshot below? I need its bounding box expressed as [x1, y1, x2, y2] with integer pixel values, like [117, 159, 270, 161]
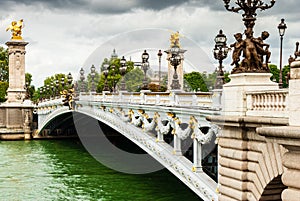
[0, 40, 34, 140]
[5, 40, 28, 103]
[223, 73, 278, 116]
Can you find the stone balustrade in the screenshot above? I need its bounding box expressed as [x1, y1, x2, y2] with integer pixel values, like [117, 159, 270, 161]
[246, 90, 288, 118]
[78, 91, 214, 108]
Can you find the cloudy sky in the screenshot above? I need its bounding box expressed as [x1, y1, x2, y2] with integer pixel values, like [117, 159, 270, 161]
[0, 0, 298, 86]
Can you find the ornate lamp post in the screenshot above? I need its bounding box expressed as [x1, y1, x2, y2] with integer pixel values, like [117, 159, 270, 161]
[223, 0, 276, 74]
[141, 50, 150, 90]
[213, 30, 229, 89]
[169, 46, 182, 90]
[223, 0, 275, 29]
[120, 56, 127, 91]
[90, 65, 96, 92]
[79, 68, 85, 92]
[103, 62, 110, 92]
[157, 50, 163, 91]
[278, 18, 287, 88]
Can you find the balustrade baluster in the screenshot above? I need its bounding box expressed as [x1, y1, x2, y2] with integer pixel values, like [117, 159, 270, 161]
[192, 138, 202, 173]
[173, 133, 182, 155]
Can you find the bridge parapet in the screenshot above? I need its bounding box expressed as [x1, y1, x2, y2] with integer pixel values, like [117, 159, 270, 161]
[78, 91, 215, 108]
[246, 89, 288, 118]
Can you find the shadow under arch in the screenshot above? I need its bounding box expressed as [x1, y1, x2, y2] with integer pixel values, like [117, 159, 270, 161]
[71, 110, 165, 174]
[260, 175, 287, 201]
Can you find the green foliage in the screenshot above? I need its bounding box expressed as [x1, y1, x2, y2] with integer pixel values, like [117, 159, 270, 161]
[98, 57, 135, 92]
[269, 64, 290, 88]
[0, 47, 9, 82]
[224, 72, 231, 83]
[37, 73, 70, 100]
[25, 73, 35, 100]
[0, 81, 8, 102]
[184, 71, 208, 92]
[202, 72, 216, 90]
[124, 67, 144, 92]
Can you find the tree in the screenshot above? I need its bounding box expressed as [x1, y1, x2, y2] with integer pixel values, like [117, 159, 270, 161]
[269, 64, 290, 88]
[184, 71, 208, 92]
[0, 81, 8, 102]
[124, 67, 144, 92]
[0, 47, 9, 102]
[0, 46, 9, 82]
[97, 57, 135, 92]
[25, 73, 35, 100]
[36, 73, 69, 100]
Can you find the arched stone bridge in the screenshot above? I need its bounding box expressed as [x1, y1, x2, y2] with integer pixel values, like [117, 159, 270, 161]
[35, 91, 222, 201]
[35, 70, 300, 201]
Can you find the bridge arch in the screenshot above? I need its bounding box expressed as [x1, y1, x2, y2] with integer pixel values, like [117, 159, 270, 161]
[36, 102, 219, 201]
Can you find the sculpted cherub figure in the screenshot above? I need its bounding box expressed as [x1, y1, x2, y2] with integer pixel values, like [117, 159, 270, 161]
[230, 32, 244, 67]
[6, 19, 24, 40]
[252, 31, 271, 67]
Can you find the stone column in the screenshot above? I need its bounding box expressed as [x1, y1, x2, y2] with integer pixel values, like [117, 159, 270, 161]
[5, 40, 29, 103]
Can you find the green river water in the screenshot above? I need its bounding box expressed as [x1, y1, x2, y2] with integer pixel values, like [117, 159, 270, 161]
[0, 139, 200, 201]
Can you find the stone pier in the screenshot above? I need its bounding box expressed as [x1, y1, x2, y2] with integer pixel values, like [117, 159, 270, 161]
[208, 73, 289, 200]
[0, 39, 34, 140]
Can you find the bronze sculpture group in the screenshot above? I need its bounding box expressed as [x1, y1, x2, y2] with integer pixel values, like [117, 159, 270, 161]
[230, 29, 271, 74]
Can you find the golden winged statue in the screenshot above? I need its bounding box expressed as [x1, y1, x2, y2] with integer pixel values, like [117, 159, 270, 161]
[6, 19, 24, 40]
[170, 31, 183, 48]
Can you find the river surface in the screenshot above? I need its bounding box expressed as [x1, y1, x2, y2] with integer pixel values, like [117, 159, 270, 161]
[0, 139, 200, 201]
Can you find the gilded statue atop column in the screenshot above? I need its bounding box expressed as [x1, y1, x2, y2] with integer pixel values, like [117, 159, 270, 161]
[6, 19, 24, 40]
[170, 31, 183, 48]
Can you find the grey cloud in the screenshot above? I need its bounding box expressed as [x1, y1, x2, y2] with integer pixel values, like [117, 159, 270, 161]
[0, 0, 234, 14]
[0, 0, 297, 16]
[0, 0, 190, 14]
